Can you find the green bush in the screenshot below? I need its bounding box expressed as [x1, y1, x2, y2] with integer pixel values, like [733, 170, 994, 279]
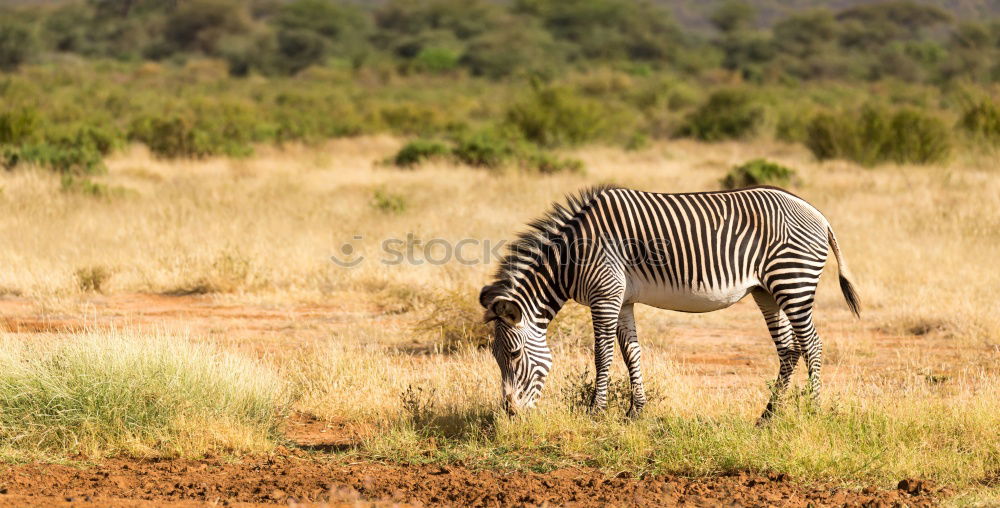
[0, 19, 36, 71]
[959, 99, 1000, 142]
[371, 187, 408, 214]
[524, 151, 585, 174]
[0, 108, 39, 145]
[506, 84, 607, 147]
[806, 105, 950, 166]
[4, 143, 104, 174]
[452, 130, 517, 168]
[679, 89, 764, 141]
[722, 159, 797, 189]
[392, 139, 451, 167]
[128, 110, 255, 159]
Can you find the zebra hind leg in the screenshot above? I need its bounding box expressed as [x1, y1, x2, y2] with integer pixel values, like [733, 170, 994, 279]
[776, 289, 824, 410]
[588, 295, 624, 414]
[752, 289, 800, 425]
[616, 304, 647, 418]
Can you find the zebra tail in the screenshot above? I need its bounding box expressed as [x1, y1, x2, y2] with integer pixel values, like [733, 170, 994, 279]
[827, 226, 861, 318]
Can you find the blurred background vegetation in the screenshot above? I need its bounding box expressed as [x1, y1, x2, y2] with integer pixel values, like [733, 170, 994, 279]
[0, 0, 998, 173]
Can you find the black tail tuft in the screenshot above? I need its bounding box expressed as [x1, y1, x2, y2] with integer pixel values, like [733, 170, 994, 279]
[839, 274, 861, 318]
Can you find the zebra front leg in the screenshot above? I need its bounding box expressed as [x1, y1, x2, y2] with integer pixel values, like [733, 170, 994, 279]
[617, 304, 646, 418]
[752, 289, 800, 424]
[588, 298, 622, 414]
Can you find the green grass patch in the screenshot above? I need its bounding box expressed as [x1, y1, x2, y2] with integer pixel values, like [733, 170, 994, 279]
[0, 329, 289, 460]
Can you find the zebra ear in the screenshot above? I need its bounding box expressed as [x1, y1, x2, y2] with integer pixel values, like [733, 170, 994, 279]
[479, 284, 496, 308]
[492, 299, 522, 327]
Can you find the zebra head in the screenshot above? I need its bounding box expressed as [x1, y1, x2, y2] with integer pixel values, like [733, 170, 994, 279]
[480, 284, 553, 416]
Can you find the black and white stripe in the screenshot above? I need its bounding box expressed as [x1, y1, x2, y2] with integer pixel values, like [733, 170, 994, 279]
[480, 185, 860, 420]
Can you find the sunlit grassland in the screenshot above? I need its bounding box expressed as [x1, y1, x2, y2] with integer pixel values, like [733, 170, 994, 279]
[0, 138, 997, 502]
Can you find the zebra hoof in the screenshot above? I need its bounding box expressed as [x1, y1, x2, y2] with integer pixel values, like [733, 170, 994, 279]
[626, 407, 644, 419]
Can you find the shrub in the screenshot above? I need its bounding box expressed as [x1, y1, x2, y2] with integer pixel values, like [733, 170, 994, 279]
[413, 47, 461, 73]
[806, 105, 950, 166]
[7, 143, 104, 174]
[452, 130, 517, 168]
[417, 288, 491, 353]
[523, 151, 585, 174]
[128, 111, 255, 159]
[506, 84, 607, 147]
[0, 330, 288, 458]
[679, 89, 764, 141]
[371, 187, 408, 214]
[722, 159, 797, 189]
[75, 265, 112, 293]
[392, 139, 450, 167]
[958, 99, 1000, 142]
[0, 19, 36, 71]
[0, 108, 39, 145]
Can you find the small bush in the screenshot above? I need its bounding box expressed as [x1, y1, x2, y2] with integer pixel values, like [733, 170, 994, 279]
[722, 159, 797, 189]
[452, 130, 517, 168]
[0, 330, 288, 458]
[371, 187, 408, 214]
[524, 151, 585, 174]
[679, 89, 764, 141]
[806, 106, 951, 166]
[959, 99, 1000, 142]
[75, 265, 112, 293]
[392, 139, 450, 167]
[506, 84, 607, 147]
[7, 143, 104, 174]
[0, 108, 39, 145]
[417, 289, 491, 353]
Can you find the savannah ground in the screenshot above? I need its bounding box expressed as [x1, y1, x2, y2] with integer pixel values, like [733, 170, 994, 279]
[0, 137, 997, 506]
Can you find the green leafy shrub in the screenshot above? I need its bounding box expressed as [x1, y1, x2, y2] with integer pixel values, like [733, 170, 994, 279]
[0, 108, 39, 145]
[806, 106, 950, 166]
[413, 47, 461, 73]
[722, 159, 797, 189]
[452, 130, 517, 168]
[128, 111, 255, 159]
[6, 143, 104, 174]
[679, 89, 764, 141]
[506, 84, 607, 147]
[392, 139, 451, 167]
[959, 99, 1000, 142]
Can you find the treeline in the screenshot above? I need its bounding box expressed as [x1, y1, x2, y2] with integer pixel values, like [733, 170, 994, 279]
[0, 0, 999, 180]
[2, 0, 999, 84]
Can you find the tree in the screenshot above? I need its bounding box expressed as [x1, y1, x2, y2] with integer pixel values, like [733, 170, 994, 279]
[0, 18, 36, 71]
[710, 0, 755, 34]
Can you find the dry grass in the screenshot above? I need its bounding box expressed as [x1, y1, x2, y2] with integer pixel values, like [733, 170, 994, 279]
[0, 138, 998, 501]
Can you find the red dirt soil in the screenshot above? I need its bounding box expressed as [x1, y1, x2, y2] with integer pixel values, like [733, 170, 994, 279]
[0, 456, 939, 507]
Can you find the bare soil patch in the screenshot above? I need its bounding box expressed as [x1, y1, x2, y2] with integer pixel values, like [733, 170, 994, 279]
[0, 454, 940, 507]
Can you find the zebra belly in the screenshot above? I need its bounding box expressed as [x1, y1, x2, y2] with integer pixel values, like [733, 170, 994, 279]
[629, 279, 755, 313]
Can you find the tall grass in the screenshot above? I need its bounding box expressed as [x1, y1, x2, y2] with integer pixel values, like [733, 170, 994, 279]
[0, 328, 289, 460]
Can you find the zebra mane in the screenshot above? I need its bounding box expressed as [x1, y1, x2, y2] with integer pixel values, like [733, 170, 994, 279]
[490, 184, 619, 290]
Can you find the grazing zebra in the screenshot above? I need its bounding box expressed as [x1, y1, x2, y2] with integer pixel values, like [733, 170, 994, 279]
[480, 185, 860, 421]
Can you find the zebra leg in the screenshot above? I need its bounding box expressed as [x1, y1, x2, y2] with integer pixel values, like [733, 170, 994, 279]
[589, 295, 624, 413]
[616, 303, 646, 418]
[775, 291, 823, 407]
[752, 289, 800, 423]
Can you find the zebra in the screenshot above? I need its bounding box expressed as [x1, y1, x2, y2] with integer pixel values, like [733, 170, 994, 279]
[479, 185, 860, 421]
